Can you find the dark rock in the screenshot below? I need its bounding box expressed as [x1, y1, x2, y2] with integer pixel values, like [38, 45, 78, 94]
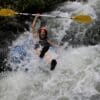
[95, 82, 100, 93]
[83, 21, 100, 45]
[57, 96, 69, 100]
[61, 20, 100, 47]
[0, 17, 27, 72]
[0, 18, 25, 46]
[90, 94, 100, 100]
[0, 47, 12, 72]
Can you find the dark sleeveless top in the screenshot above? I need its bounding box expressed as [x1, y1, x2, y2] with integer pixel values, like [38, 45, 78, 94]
[39, 39, 50, 47]
[35, 39, 50, 49]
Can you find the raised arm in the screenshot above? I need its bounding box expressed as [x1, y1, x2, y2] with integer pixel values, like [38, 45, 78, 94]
[32, 14, 40, 31]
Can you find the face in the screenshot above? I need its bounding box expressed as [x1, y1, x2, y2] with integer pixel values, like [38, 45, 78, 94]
[39, 29, 47, 39]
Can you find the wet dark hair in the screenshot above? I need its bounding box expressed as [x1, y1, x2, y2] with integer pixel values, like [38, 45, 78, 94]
[38, 28, 48, 40]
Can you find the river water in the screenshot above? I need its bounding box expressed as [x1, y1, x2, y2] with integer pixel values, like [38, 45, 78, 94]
[0, 0, 100, 100]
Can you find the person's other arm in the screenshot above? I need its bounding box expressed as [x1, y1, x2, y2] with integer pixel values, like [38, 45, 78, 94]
[47, 40, 59, 48]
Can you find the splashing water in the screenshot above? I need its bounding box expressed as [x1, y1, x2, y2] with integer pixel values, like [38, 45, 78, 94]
[1, 0, 100, 100]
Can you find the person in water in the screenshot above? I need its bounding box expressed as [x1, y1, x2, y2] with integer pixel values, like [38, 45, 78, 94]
[32, 14, 57, 71]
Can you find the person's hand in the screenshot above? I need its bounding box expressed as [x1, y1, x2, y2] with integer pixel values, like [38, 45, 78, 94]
[35, 13, 41, 18]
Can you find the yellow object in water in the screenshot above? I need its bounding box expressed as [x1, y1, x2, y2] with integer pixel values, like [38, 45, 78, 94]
[0, 9, 17, 16]
[72, 15, 93, 24]
[0, 8, 93, 24]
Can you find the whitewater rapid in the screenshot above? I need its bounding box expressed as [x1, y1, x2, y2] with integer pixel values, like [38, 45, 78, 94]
[1, 0, 100, 100]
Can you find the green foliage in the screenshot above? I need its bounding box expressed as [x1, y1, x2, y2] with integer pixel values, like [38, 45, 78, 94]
[13, 0, 45, 11]
[0, 0, 68, 12]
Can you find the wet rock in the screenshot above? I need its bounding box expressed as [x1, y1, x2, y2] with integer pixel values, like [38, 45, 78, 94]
[57, 96, 69, 100]
[61, 24, 83, 47]
[90, 94, 100, 100]
[61, 20, 100, 47]
[95, 82, 100, 93]
[83, 21, 100, 45]
[0, 17, 27, 72]
[0, 47, 12, 72]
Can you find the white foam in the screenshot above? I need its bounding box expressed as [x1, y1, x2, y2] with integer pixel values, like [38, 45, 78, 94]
[1, 0, 100, 100]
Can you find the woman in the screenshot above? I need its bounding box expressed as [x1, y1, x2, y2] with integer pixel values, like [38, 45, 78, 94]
[32, 14, 57, 71]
